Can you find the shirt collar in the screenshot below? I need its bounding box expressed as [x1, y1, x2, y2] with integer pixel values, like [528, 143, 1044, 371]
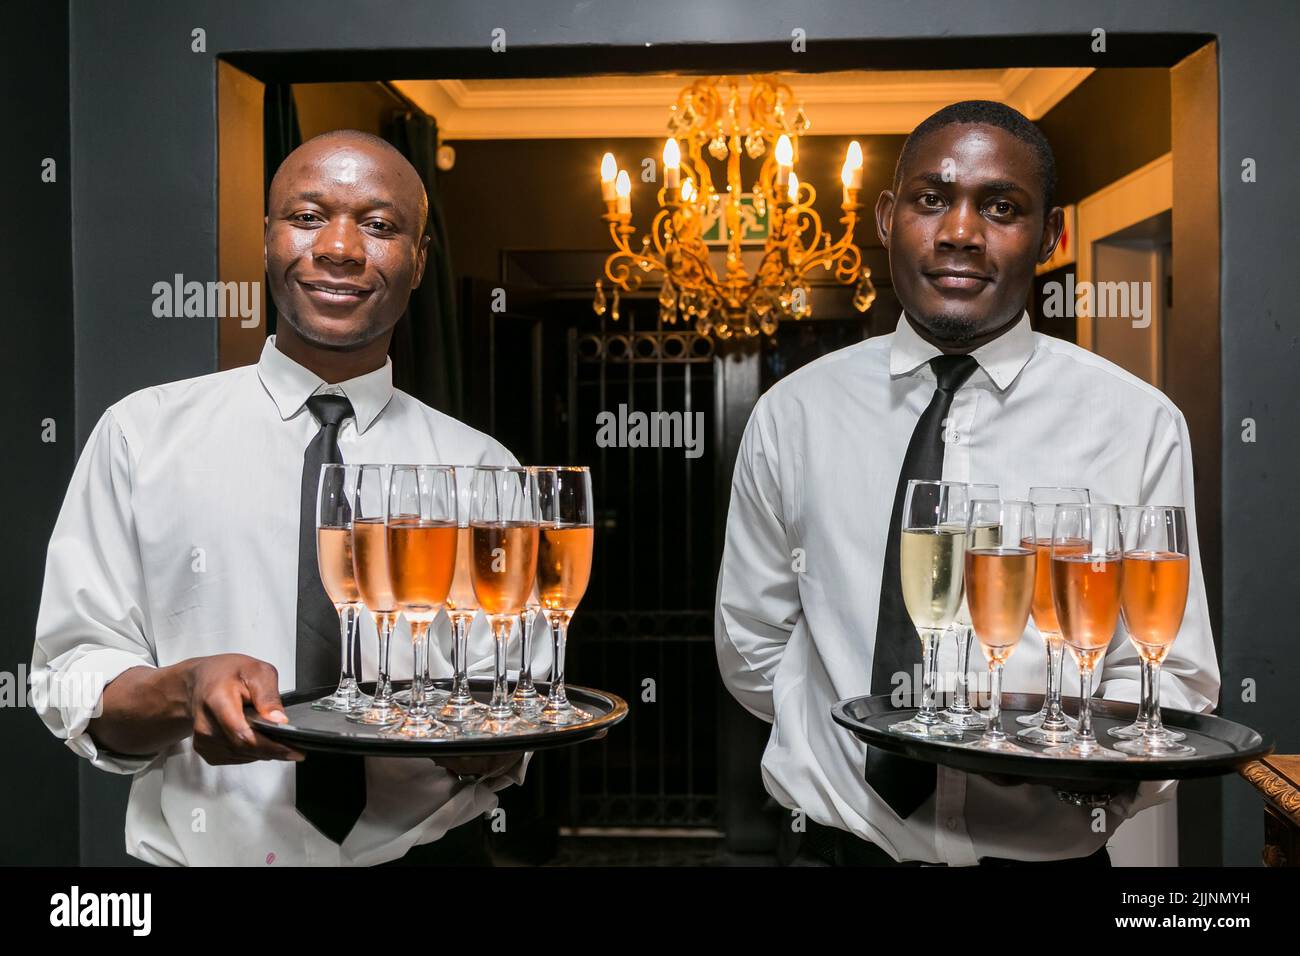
[888, 309, 1036, 391]
[256, 335, 395, 434]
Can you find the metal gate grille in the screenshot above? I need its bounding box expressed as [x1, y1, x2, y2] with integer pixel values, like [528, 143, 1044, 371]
[540, 301, 722, 831]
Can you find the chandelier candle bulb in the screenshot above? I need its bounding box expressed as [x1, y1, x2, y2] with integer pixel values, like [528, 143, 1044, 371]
[663, 138, 680, 190]
[600, 152, 618, 203]
[775, 134, 793, 187]
[843, 141, 864, 188]
[787, 171, 799, 205]
[615, 169, 631, 216]
[842, 140, 864, 204]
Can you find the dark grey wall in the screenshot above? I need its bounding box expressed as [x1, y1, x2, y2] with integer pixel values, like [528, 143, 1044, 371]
[1, 0, 79, 866]
[63, 0, 1299, 866]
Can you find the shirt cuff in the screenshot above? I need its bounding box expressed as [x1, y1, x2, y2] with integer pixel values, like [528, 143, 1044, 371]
[35, 648, 161, 775]
[483, 750, 532, 790]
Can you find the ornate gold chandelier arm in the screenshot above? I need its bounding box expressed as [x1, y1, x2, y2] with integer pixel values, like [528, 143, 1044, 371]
[602, 220, 663, 293]
[792, 211, 864, 285]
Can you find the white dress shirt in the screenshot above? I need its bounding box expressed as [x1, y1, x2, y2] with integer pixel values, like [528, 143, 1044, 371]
[715, 312, 1220, 865]
[31, 336, 550, 866]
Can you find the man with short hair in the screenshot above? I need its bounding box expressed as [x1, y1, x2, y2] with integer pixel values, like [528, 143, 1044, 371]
[715, 101, 1219, 866]
[32, 129, 541, 866]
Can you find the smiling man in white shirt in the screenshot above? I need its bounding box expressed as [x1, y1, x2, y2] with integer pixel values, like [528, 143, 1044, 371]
[715, 101, 1220, 866]
[31, 129, 544, 866]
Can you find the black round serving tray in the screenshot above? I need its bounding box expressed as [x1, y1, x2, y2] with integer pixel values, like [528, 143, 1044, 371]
[831, 693, 1271, 790]
[249, 678, 627, 757]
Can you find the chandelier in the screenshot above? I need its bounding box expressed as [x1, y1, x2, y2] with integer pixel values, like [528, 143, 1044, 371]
[592, 74, 876, 339]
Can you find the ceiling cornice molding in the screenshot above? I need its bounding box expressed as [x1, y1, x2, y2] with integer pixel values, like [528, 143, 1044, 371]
[392, 68, 1095, 140]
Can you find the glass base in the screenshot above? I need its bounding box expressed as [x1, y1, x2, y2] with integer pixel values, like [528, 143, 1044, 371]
[889, 717, 964, 739]
[512, 690, 546, 718]
[967, 735, 1030, 753]
[538, 701, 593, 726]
[311, 691, 361, 713]
[1109, 721, 1186, 742]
[438, 698, 488, 723]
[1114, 734, 1195, 757]
[347, 702, 403, 726]
[381, 713, 452, 739]
[1016, 724, 1076, 746]
[393, 688, 451, 708]
[477, 710, 539, 735]
[1017, 707, 1079, 729]
[1043, 740, 1126, 760]
[938, 707, 988, 730]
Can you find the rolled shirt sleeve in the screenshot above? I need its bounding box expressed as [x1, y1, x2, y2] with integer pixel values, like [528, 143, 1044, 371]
[30, 409, 160, 774]
[714, 396, 801, 724]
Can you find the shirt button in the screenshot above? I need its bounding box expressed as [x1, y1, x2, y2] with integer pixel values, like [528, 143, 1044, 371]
[946, 817, 958, 831]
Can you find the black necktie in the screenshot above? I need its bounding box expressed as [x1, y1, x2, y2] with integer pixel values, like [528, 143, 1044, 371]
[294, 393, 367, 844]
[866, 354, 979, 819]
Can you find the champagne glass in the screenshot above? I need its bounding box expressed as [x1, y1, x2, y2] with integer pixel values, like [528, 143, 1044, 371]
[348, 464, 402, 726]
[1108, 504, 1189, 745]
[469, 466, 540, 734]
[511, 466, 545, 719]
[536, 467, 595, 726]
[1114, 506, 1195, 756]
[1016, 486, 1089, 745]
[1044, 503, 1124, 759]
[383, 465, 458, 738]
[439, 467, 488, 724]
[964, 499, 1035, 752]
[941, 481, 998, 729]
[311, 464, 364, 712]
[890, 480, 968, 738]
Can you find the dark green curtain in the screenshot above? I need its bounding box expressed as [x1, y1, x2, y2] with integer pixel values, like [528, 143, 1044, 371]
[385, 109, 462, 418]
[263, 84, 302, 339]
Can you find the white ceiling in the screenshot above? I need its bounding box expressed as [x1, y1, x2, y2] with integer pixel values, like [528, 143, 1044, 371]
[392, 68, 1092, 139]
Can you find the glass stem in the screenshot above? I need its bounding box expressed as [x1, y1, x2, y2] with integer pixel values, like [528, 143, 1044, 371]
[1076, 665, 1095, 747]
[985, 661, 1004, 740]
[375, 613, 395, 704]
[951, 626, 973, 712]
[517, 609, 536, 692]
[1043, 635, 1069, 726]
[1146, 660, 1165, 736]
[408, 621, 430, 718]
[488, 617, 512, 717]
[448, 614, 474, 706]
[547, 614, 571, 708]
[346, 604, 362, 689]
[1137, 657, 1152, 725]
[919, 629, 940, 717]
[336, 604, 358, 688]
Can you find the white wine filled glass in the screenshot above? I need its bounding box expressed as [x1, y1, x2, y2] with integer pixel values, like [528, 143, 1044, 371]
[439, 466, 488, 724]
[347, 464, 402, 726]
[1114, 505, 1195, 756]
[964, 499, 1035, 753]
[383, 465, 458, 739]
[1045, 503, 1125, 759]
[469, 466, 540, 735]
[941, 481, 998, 729]
[312, 464, 364, 712]
[536, 467, 595, 726]
[890, 479, 968, 738]
[1016, 486, 1089, 745]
